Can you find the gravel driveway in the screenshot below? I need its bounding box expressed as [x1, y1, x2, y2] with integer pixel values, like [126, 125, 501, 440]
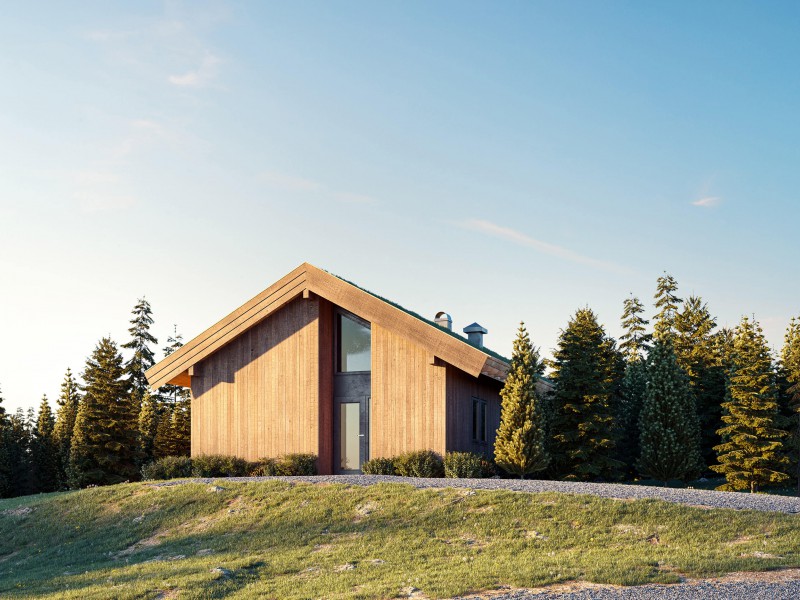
[181, 474, 800, 514]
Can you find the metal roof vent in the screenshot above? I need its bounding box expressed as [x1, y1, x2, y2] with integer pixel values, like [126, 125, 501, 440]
[463, 322, 488, 349]
[434, 311, 453, 331]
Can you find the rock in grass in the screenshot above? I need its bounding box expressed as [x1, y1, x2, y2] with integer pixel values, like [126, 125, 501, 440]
[210, 567, 233, 579]
[334, 563, 356, 572]
[207, 485, 225, 493]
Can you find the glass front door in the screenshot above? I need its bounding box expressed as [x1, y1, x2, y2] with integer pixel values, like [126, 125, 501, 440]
[334, 394, 369, 473]
[340, 402, 361, 471]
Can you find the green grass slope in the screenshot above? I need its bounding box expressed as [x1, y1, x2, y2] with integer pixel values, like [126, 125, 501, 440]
[1, 480, 799, 599]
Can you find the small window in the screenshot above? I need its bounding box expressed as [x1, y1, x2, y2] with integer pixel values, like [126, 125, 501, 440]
[472, 398, 487, 444]
[337, 313, 371, 372]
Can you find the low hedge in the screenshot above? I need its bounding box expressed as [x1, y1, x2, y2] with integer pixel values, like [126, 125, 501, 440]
[444, 451, 484, 478]
[141, 453, 318, 480]
[141, 455, 193, 480]
[393, 450, 444, 478]
[361, 457, 395, 475]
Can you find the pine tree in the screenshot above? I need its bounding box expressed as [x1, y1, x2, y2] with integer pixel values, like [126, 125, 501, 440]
[6, 408, 33, 496]
[780, 317, 800, 493]
[711, 317, 788, 492]
[53, 368, 81, 488]
[171, 396, 191, 456]
[69, 338, 138, 487]
[153, 404, 176, 459]
[619, 295, 652, 363]
[122, 298, 157, 411]
[31, 396, 59, 493]
[636, 340, 703, 484]
[138, 391, 159, 464]
[673, 296, 726, 469]
[157, 327, 191, 456]
[549, 308, 623, 480]
[159, 328, 188, 406]
[0, 386, 11, 497]
[494, 323, 549, 478]
[616, 360, 647, 476]
[653, 273, 682, 343]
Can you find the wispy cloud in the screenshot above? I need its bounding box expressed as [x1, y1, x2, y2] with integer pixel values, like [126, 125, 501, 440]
[169, 52, 221, 87]
[459, 218, 630, 274]
[259, 171, 324, 193]
[258, 170, 378, 204]
[692, 196, 722, 208]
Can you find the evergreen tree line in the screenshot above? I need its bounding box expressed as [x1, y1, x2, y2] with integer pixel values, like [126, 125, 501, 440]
[495, 273, 800, 493]
[0, 299, 190, 498]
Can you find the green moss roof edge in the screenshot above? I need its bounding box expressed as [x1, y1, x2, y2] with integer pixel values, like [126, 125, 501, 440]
[328, 271, 511, 365]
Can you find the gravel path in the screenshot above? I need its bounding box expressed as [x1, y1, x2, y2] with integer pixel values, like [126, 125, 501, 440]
[170, 475, 800, 514]
[454, 578, 800, 600]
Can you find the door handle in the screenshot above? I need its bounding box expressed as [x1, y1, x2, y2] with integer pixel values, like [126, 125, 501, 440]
[358, 434, 365, 437]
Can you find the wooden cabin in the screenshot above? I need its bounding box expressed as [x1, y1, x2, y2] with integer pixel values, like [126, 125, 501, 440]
[145, 263, 544, 474]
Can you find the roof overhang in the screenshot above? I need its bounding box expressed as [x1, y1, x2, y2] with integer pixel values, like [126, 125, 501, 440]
[145, 263, 509, 389]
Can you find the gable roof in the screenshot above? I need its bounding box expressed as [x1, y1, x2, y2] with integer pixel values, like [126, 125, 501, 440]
[145, 262, 510, 390]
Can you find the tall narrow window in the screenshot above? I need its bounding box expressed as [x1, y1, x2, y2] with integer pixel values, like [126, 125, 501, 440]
[472, 398, 487, 444]
[337, 313, 371, 372]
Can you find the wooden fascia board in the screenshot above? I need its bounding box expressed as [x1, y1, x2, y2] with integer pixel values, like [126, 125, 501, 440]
[145, 265, 309, 390]
[481, 356, 510, 382]
[305, 265, 490, 378]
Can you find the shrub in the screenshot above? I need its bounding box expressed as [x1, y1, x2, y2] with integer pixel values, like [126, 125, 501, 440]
[247, 458, 279, 477]
[247, 454, 318, 476]
[393, 450, 444, 478]
[141, 455, 193, 481]
[362, 457, 395, 475]
[444, 452, 484, 478]
[276, 453, 318, 476]
[190, 454, 249, 477]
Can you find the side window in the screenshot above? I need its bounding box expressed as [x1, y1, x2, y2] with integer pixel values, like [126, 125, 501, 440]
[337, 313, 371, 372]
[471, 397, 487, 444]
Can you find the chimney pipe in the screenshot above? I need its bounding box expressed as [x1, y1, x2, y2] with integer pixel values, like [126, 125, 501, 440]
[434, 311, 453, 331]
[463, 322, 488, 349]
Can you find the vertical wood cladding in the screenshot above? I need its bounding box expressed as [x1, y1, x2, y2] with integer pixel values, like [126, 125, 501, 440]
[190, 296, 320, 461]
[445, 366, 503, 455]
[370, 323, 447, 457]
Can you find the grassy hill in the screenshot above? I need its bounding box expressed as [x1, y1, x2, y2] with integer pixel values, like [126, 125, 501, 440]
[1, 480, 799, 599]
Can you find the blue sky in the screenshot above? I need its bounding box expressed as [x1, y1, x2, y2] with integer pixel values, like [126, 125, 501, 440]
[2, 1, 799, 414]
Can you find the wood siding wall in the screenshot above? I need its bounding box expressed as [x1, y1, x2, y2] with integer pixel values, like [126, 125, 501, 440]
[370, 323, 447, 457]
[445, 367, 503, 455]
[190, 296, 321, 462]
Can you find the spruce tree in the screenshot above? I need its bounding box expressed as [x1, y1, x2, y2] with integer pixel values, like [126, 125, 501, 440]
[549, 308, 623, 480]
[53, 368, 81, 487]
[616, 360, 647, 476]
[673, 296, 726, 468]
[637, 340, 703, 484]
[780, 317, 800, 493]
[157, 328, 191, 456]
[6, 408, 33, 496]
[711, 317, 788, 492]
[171, 396, 191, 456]
[69, 338, 138, 487]
[619, 295, 652, 363]
[122, 298, 157, 411]
[31, 396, 59, 492]
[0, 386, 10, 497]
[153, 404, 176, 459]
[494, 323, 549, 478]
[653, 273, 682, 343]
[138, 391, 159, 464]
